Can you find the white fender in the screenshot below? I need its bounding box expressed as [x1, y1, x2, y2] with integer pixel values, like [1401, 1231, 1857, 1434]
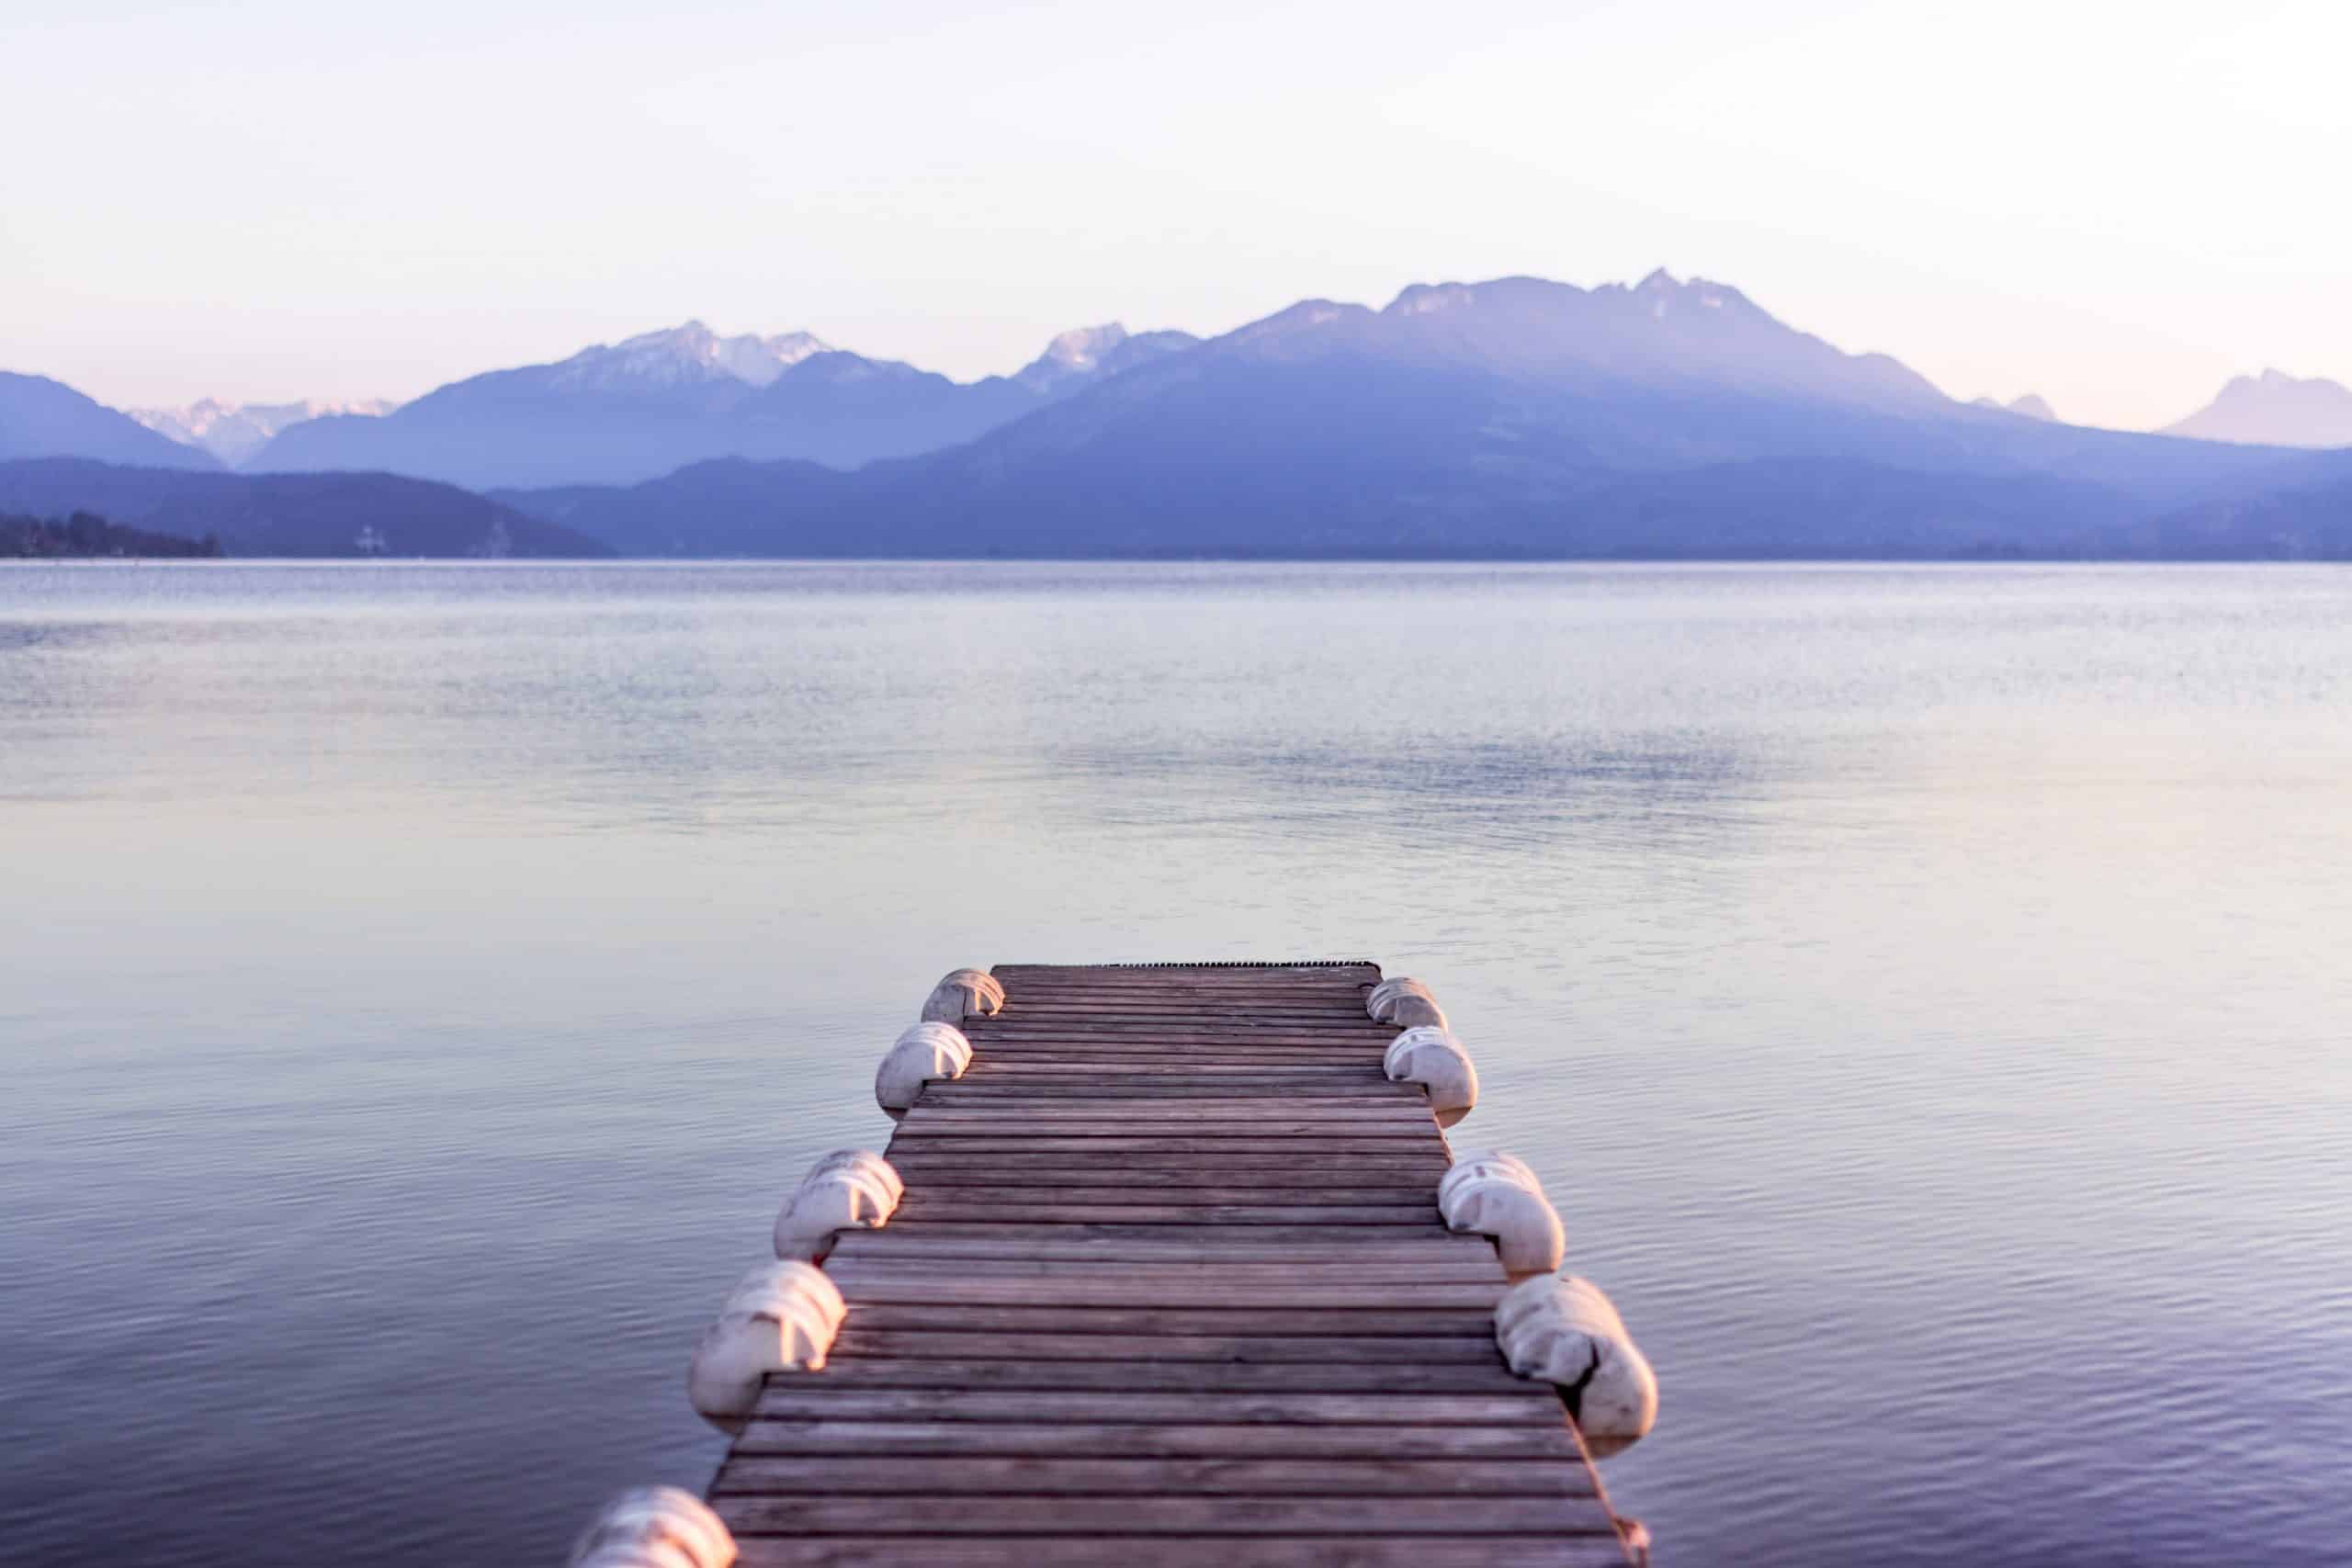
[569, 1486, 736, 1568]
[1438, 1150, 1540, 1207]
[921, 967, 1005, 1023]
[874, 1021, 972, 1115]
[802, 1147, 904, 1204]
[686, 1261, 847, 1432]
[774, 1150, 902, 1261]
[1384, 1025, 1478, 1126]
[1495, 1274, 1658, 1457]
[1439, 1168, 1565, 1278]
[1366, 976, 1442, 1024]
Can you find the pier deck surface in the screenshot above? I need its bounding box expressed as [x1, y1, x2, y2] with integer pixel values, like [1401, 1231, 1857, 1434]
[708, 961, 1636, 1565]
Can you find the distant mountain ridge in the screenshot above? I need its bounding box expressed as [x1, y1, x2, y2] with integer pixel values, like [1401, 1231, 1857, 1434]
[2, 373, 220, 470]
[2161, 369, 2352, 448]
[247, 319, 1203, 488]
[131, 396, 400, 465]
[0, 458, 608, 558]
[502, 272, 2327, 560]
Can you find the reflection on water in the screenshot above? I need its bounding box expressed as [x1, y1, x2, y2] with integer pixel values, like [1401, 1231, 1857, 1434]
[3, 561, 2348, 1565]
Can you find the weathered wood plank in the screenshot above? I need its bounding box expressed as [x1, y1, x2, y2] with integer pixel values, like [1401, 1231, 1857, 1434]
[853, 1222, 1470, 1247]
[829, 1227, 1478, 1257]
[730, 1540, 1629, 1567]
[826, 1255, 1504, 1281]
[749, 1388, 1550, 1424]
[839, 1305, 1500, 1335]
[878, 1203, 1442, 1225]
[806, 1274, 1508, 1307]
[714, 1495, 1617, 1535]
[730, 1418, 1584, 1459]
[830, 1329, 1510, 1364]
[778, 1359, 1529, 1393]
[711, 1454, 1595, 1497]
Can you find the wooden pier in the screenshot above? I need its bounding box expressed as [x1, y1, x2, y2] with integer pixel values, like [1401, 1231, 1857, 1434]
[695, 961, 1645, 1566]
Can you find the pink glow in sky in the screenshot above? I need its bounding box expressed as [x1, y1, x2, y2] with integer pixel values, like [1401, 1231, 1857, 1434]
[6, 0, 2346, 430]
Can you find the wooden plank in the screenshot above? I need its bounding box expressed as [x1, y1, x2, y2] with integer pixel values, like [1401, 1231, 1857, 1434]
[831, 1330, 1511, 1364]
[825, 1257, 1505, 1282]
[839, 1305, 1500, 1335]
[731, 1540, 1630, 1567]
[825, 1261, 1507, 1287]
[807, 1275, 1508, 1307]
[827, 1226, 1478, 1255]
[714, 1495, 1616, 1535]
[887, 1186, 1441, 1206]
[780, 1359, 1529, 1393]
[749, 1389, 1549, 1424]
[888, 1170, 1441, 1190]
[731, 1418, 1583, 1459]
[892, 1120, 1434, 1139]
[900, 1106, 1435, 1124]
[853, 1222, 1470, 1247]
[711, 1454, 1595, 1497]
[879, 1213, 1430, 1232]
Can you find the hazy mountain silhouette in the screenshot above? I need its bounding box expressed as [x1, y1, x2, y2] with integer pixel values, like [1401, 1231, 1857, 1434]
[1972, 393, 2056, 422]
[131, 397, 399, 465]
[248, 321, 1199, 488]
[0, 458, 609, 558]
[503, 273, 2301, 558]
[2, 373, 220, 470]
[2160, 369, 2352, 448]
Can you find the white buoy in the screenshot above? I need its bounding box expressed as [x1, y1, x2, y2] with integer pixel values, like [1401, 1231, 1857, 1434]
[1436, 1157, 1566, 1278]
[1437, 1149, 1541, 1205]
[1366, 976, 1446, 1029]
[774, 1149, 902, 1261]
[1494, 1274, 1658, 1457]
[921, 967, 1004, 1023]
[568, 1486, 735, 1568]
[874, 1021, 972, 1115]
[686, 1261, 847, 1432]
[1384, 1025, 1478, 1125]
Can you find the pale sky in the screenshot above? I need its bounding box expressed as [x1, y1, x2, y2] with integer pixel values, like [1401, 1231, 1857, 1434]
[5, 0, 2346, 430]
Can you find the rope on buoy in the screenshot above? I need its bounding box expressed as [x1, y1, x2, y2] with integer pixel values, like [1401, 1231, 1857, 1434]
[922, 967, 1005, 1023]
[774, 1149, 902, 1261]
[874, 1021, 972, 1117]
[568, 1485, 735, 1568]
[1366, 976, 1448, 1029]
[1385, 1024, 1478, 1126]
[685, 1260, 847, 1433]
[1437, 1150, 1566, 1278]
[1494, 1274, 1658, 1458]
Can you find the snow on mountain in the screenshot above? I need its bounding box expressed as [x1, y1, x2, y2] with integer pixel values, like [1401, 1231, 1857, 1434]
[544, 321, 831, 393]
[2160, 368, 2352, 448]
[1011, 323, 1201, 394]
[132, 397, 398, 466]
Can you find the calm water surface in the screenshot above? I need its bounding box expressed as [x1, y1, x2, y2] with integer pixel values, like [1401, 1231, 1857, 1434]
[3, 562, 2347, 1566]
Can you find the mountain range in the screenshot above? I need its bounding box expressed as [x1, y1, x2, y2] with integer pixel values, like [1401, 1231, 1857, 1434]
[6, 271, 2349, 559]
[239, 320, 1199, 489]
[131, 397, 400, 466]
[2, 373, 221, 471]
[492, 273, 2330, 559]
[0, 458, 605, 558]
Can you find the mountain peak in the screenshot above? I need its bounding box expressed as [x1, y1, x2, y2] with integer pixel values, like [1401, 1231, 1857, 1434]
[1970, 393, 2057, 423]
[130, 396, 400, 465]
[2162, 367, 2352, 448]
[551, 321, 831, 391]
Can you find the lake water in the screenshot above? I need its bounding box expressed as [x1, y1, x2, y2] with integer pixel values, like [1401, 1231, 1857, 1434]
[3, 561, 2347, 1566]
